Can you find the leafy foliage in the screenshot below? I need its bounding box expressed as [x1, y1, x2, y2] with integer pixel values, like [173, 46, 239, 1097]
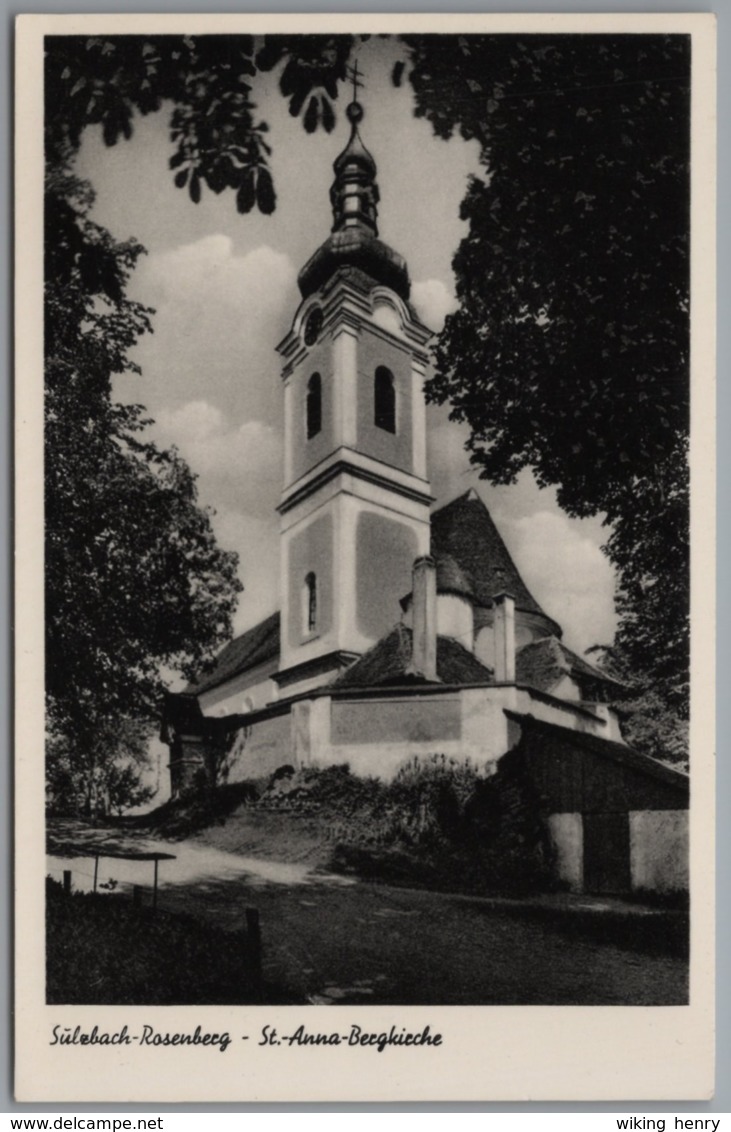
[401, 34, 691, 730]
[46, 714, 155, 817]
[45, 34, 354, 213]
[45, 166, 242, 714]
[45, 120, 243, 812]
[588, 643, 689, 768]
[43, 34, 353, 811]
[256, 757, 553, 894]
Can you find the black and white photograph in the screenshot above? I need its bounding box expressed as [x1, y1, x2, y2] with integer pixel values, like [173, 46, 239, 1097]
[16, 12, 715, 1103]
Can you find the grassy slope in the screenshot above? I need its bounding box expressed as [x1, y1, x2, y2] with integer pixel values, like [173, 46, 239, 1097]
[128, 760, 553, 901]
[45, 877, 294, 1005]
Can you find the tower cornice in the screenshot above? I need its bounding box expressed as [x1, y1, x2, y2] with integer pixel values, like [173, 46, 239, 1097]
[277, 268, 433, 379]
[278, 446, 434, 515]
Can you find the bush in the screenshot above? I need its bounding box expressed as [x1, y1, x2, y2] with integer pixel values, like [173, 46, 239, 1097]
[256, 754, 555, 896]
[136, 779, 264, 838]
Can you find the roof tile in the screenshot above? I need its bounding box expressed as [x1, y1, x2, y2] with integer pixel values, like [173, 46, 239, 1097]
[185, 612, 280, 696]
[430, 490, 559, 630]
[332, 624, 493, 689]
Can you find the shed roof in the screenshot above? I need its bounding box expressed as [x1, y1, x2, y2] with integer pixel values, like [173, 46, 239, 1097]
[505, 711, 689, 793]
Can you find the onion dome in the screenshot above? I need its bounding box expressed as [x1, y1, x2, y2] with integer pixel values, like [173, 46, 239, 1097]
[435, 553, 475, 601]
[298, 99, 411, 302]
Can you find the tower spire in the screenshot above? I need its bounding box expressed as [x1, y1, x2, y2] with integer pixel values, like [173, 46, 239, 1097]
[329, 72, 379, 237]
[297, 72, 411, 301]
[348, 59, 364, 104]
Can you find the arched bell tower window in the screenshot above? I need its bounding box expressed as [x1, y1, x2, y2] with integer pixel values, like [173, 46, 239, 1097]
[374, 366, 396, 433]
[302, 572, 318, 635]
[306, 373, 322, 439]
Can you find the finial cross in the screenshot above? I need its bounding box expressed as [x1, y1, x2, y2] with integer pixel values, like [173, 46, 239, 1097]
[347, 60, 364, 103]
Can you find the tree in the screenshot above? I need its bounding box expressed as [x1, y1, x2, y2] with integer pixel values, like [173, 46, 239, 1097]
[46, 713, 155, 818]
[45, 158, 242, 811]
[400, 33, 690, 740]
[44, 32, 692, 765]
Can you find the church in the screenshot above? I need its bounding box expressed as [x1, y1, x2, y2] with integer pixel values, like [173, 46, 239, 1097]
[161, 97, 688, 897]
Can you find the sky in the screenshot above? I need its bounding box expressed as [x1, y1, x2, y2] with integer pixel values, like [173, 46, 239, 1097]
[74, 35, 618, 659]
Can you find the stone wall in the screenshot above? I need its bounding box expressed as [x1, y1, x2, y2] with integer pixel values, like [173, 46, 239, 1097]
[223, 711, 294, 783]
[630, 810, 689, 893]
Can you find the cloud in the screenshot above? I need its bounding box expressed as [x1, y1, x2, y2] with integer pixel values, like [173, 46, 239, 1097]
[126, 237, 298, 429]
[148, 398, 283, 633]
[426, 412, 477, 502]
[152, 399, 283, 521]
[503, 509, 617, 655]
[411, 278, 458, 332]
[209, 509, 280, 636]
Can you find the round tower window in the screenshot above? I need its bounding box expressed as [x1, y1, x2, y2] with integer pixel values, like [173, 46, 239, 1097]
[303, 307, 323, 346]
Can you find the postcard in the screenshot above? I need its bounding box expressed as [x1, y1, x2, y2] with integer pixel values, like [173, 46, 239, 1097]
[15, 12, 716, 1103]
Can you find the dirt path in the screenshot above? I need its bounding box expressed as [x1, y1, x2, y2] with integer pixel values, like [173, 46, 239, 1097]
[47, 819, 688, 1007]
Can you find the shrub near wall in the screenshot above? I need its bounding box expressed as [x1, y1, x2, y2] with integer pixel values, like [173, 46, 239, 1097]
[260, 754, 555, 896]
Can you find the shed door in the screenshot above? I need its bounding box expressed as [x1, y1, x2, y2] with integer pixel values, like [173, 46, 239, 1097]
[583, 812, 631, 895]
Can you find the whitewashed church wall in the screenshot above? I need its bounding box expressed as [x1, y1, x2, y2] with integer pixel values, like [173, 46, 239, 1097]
[514, 687, 609, 737]
[285, 510, 335, 652]
[553, 674, 582, 702]
[547, 813, 584, 892]
[356, 332, 414, 475]
[318, 737, 466, 782]
[292, 696, 331, 765]
[330, 696, 461, 746]
[437, 594, 474, 649]
[460, 686, 514, 763]
[474, 624, 494, 669]
[583, 703, 624, 743]
[629, 810, 689, 893]
[287, 337, 336, 486]
[327, 696, 463, 779]
[332, 324, 359, 448]
[354, 508, 420, 642]
[198, 662, 278, 719]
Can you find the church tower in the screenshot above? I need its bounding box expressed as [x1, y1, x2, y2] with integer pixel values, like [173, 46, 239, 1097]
[275, 95, 433, 696]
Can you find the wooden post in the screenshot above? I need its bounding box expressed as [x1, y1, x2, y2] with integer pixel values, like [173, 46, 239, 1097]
[153, 858, 159, 912]
[93, 855, 99, 894]
[132, 885, 143, 909]
[63, 870, 71, 895]
[245, 907, 263, 1002]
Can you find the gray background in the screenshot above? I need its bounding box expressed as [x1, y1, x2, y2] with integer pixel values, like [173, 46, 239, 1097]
[6, 0, 727, 1114]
